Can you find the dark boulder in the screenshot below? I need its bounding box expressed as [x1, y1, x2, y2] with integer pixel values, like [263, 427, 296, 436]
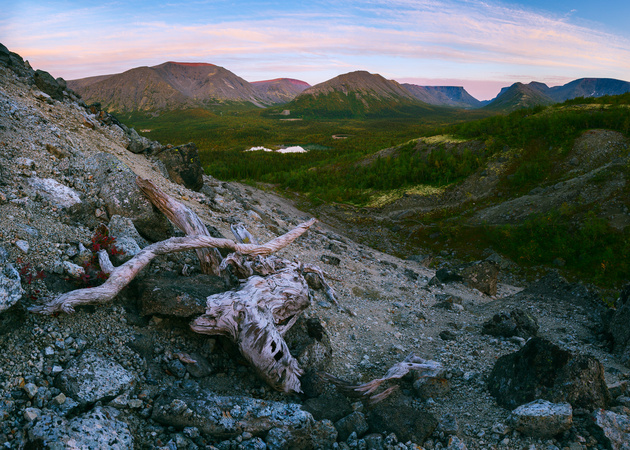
[482, 308, 539, 338]
[434, 268, 463, 283]
[460, 260, 499, 296]
[609, 283, 630, 363]
[153, 143, 204, 191]
[137, 273, 230, 318]
[488, 337, 610, 410]
[34, 69, 64, 101]
[302, 392, 353, 423]
[0, 43, 32, 78]
[285, 317, 332, 371]
[334, 411, 369, 441]
[366, 397, 437, 444]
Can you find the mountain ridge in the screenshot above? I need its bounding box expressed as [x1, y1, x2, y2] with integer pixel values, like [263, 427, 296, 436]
[402, 84, 482, 109]
[67, 59, 630, 115]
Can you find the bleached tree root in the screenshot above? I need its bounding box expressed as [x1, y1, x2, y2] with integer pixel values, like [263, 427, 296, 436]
[324, 353, 443, 405]
[191, 265, 311, 393]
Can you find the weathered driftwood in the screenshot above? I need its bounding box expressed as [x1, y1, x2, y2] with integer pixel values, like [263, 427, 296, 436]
[191, 264, 310, 393]
[324, 353, 443, 405]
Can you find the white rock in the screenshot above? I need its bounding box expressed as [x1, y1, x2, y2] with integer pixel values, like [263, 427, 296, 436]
[27, 177, 81, 208]
[24, 407, 41, 422]
[510, 399, 572, 438]
[16, 157, 36, 170]
[15, 240, 29, 253]
[593, 409, 630, 450]
[0, 263, 24, 313]
[62, 261, 85, 279]
[23, 383, 38, 398]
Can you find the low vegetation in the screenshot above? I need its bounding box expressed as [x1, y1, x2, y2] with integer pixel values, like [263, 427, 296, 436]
[122, 94, 630, 289]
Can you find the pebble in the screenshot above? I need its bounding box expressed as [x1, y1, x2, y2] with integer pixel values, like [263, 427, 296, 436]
[24, 407, 41, 422]
[15, 239, 29, 253]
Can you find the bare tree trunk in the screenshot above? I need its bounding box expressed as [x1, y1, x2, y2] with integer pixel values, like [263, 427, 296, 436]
[137, 177, 223, 275]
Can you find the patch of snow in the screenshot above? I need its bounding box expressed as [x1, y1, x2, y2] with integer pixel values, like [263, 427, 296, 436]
[277, 146, 307, 153]
[245, 146, 308, 153]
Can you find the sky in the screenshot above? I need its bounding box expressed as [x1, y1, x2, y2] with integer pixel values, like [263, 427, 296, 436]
[1, 0, 629, 100]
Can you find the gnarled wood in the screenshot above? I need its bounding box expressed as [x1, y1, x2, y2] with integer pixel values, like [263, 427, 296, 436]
[136, 177, 223, 275]
[324, 353, 443, 404]
[29, 223, 315, 315]
[31, 177, 332, 393]
[191, 265, 310, 393]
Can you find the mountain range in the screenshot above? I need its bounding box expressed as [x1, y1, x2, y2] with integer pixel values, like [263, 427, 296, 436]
[67, 62, 630, 115]
[67, 62, 310, 111]
[483, 78, 630, 112]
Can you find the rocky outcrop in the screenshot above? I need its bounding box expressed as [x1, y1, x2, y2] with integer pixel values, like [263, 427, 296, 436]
[609, 283, 630, 363]
[27, 406, 134, 449]
[488, 337, 610, 410]
[55, 350, 135, 405]
[153, 143, 204, 191]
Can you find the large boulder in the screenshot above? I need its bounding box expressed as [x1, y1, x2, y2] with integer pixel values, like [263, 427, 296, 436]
[366, 397, 438, 444]
[89, 153, 171, 242]
[27, 406, 134, 449]
[33, 69, 65, 100]
[27, 177, 82, 209]
[593, 409, 630, 450]
[509, 399, 573, 438]
[55, 349, 135, 405]
[460, 260, 499, 296]
[488, 337, 610, 410]
[0, 246, 24, 314]
[137, 273, 230, 318]
[482, 308, 539, 338]
[152, 389, 314, 439]
[153, 143, 204, 191]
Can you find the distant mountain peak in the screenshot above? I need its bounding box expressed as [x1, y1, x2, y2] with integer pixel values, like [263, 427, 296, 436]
[67, 62, 306, 112]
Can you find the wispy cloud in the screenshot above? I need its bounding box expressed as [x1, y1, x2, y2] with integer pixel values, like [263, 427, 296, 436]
[2, 0, 628, 99]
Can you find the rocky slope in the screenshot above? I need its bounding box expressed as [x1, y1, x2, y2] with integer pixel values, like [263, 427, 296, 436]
[252, 79, 311, 104]
[1, 43, 630, 450]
